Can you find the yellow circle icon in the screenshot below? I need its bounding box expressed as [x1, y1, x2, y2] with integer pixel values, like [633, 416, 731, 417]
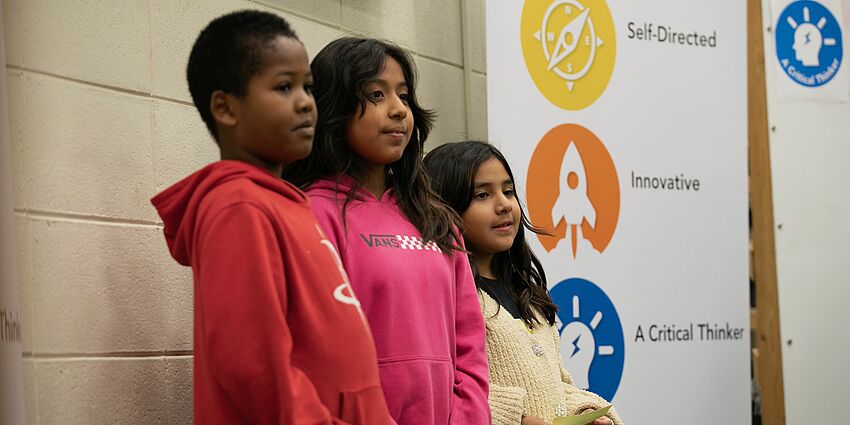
[521, 0, 616, 110]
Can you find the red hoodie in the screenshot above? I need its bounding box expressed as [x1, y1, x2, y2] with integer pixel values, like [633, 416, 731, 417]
[152, 161, 393, 425]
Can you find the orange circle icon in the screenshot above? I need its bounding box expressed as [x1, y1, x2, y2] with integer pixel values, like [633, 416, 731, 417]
[527, 124, 619, 256]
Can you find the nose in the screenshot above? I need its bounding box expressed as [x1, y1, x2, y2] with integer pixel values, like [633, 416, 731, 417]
[388, 94, 408, 120]
[295, 88, 315, 114]
[495, 194, 513, 214]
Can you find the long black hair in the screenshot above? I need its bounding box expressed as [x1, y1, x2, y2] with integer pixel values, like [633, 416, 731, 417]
[424, 141, 557, 327]
[283, 37, 461, 253]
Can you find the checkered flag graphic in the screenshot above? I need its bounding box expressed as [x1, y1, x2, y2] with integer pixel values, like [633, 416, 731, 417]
[396, 235, 442, 252]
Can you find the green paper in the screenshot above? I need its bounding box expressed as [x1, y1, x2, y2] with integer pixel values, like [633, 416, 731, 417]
[551, 405, 611, 425]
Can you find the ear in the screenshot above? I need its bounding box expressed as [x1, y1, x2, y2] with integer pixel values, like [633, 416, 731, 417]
[210, 90, 238, 128]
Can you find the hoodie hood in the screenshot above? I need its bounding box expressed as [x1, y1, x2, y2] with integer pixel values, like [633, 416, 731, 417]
[151, 160, 307, 266]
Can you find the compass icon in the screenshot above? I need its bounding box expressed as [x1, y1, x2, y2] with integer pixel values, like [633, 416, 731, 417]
[535, 1, 604, 92]
[521, 0, 616, 110]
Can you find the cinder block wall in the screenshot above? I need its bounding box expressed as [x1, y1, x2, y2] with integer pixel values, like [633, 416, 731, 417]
[4, 0, 487, 423]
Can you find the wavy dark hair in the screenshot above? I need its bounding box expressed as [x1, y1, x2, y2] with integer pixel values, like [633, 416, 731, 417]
[282, 37, 461, 252]
[424, 141, 557, 327]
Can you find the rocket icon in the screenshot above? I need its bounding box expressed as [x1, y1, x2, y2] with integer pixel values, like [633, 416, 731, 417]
[551, 141, 597, 258]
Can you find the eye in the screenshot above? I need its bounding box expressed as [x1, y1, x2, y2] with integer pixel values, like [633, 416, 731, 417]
[275, 83, 292, 92]
[504, 188, 515, 197]
[399, 92, 409, 105]
[473, 191, 489, 200]
[368, 90, 384, 101]
[304, 83, 314, 94]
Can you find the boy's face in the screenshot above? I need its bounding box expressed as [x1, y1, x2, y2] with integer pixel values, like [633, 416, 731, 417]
[226, 36, 316, 173]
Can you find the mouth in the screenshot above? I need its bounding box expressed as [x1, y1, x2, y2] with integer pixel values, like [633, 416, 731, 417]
[383, 126, 408, 138]
[293, 120, 314, 131]
[292, 120, 314, 136]
[492, 220, 514, 231]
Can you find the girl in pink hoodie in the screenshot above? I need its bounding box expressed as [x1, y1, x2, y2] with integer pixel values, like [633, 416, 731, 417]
[283, 38, 490, 425]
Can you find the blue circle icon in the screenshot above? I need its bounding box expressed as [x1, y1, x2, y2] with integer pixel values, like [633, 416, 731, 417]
[775, 0, 844, 87]
[550, 277, 624, 401]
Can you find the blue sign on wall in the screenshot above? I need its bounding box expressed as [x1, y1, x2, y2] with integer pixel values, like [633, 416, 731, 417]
[776, 0, 844, 87]
[551, 277, 625, 401]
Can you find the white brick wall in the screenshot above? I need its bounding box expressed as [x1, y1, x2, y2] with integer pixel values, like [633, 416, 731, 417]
[4, 0, 487, 423]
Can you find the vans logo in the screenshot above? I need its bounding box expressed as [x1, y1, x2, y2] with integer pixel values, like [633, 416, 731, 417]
[359, 233, 442, 252]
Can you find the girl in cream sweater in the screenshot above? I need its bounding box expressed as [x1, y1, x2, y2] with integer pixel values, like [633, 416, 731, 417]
[425, 141, 623, 425]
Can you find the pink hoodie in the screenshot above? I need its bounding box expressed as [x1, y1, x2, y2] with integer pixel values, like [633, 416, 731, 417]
[306, 176, 490, 425]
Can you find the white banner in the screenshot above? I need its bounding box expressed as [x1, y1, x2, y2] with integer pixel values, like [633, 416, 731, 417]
[0, 6, 27, 424]
[487, 1, 751, 423]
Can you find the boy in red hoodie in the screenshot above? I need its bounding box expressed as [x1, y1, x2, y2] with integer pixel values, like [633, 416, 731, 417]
[151, 10, 393, 425]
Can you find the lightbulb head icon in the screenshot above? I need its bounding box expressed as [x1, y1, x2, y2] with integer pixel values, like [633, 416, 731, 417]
[560, 295, 602, 389]
[776, 1, 843, 85]
[788, 5, 833, 67]
[551, 277, 624, 400]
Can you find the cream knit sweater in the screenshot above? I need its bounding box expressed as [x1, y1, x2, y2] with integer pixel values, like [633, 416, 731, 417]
[480, 293, 624, 425]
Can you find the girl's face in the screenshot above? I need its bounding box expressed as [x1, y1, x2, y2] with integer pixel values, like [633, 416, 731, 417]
[461, 157, 521, 258]
[345, 57, 414, 168]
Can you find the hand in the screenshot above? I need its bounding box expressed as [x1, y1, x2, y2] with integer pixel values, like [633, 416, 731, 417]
[521, 415, 550, 425]
[578, 408, 613, 425]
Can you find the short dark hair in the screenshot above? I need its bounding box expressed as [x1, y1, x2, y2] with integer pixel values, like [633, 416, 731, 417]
[186, 10, 299, 140]
[425, 141, 558, 327]
[283, 37, 461, 253]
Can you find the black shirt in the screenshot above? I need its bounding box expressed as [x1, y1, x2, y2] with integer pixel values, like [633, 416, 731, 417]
[480, 277, 522, 320]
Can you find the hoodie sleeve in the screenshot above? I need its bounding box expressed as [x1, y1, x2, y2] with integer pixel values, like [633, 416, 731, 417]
[196, 201, 350, 425]
[307, 196, 346, 252]
[450, 250, 492, 424]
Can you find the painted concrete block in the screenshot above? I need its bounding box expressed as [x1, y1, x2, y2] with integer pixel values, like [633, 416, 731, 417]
[468, 72, 488, 141]
[3, 0, 151, 93]
[341, 0, 463, 66]
[150, 0, 342, 103]
[416, 57, 466, 149]
[7, 73, 28, 209]
[14, 213, 32, 354]
[29, 219, 179, 354]
[152, 101, 218, 193]
[34, 358, 166, 425]
[468, 0, 487, 73]
[7, 71, 156, 222]
[289, 13, 346, 63]
[253, 0, 342, 26]
[149, 0, 247, 103]
[165, 356, 193, 424]
[162, 263, 193, 353]
[23, 359, 37, 425]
